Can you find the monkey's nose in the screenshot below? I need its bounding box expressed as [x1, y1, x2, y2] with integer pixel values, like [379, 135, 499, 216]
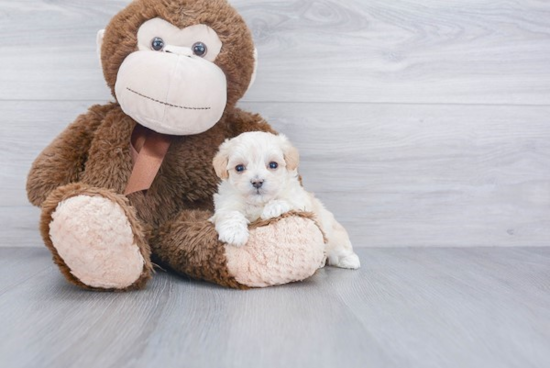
[251, 179, 264, 189]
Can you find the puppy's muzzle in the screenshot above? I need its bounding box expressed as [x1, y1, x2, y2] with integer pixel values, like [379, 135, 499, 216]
[251, 179, 264, 189]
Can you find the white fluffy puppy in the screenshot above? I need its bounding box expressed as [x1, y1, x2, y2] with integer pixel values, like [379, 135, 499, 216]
[210, 131, 360, 269]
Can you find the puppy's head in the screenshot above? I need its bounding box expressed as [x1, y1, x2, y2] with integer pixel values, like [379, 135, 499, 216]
[213, 132, 299, 202]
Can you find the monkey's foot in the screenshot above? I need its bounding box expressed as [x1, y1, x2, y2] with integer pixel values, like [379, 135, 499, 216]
[41, 183, 153, 291]
[49, 195, 144, 289]
[225, 212, 327, 287]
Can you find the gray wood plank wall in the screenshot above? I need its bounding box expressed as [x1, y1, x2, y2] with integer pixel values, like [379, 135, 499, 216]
[1, 0, 550, 247]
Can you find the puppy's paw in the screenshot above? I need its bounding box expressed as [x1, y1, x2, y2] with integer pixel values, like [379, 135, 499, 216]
[261, 200, 291, 220]
[331, 253, 361, 269]
[217, 220, 249, 247]
[218, 227, 249, 247]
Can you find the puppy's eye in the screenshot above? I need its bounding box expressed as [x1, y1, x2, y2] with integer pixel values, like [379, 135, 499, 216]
[235, 164, 245, 172]
[269, 162, 278, 169]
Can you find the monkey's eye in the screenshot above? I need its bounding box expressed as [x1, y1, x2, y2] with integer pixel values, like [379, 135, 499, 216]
[235, 164, 245, 172]
[269, 162, 278, 169]
[192, 42, 208, 57]
[151, 37, 165, 51]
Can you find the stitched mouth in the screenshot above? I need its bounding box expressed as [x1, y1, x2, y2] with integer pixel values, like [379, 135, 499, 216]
[127, 88, 211, 110]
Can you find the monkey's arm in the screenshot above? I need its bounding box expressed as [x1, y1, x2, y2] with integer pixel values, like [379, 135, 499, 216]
[26, 103, 118, 207]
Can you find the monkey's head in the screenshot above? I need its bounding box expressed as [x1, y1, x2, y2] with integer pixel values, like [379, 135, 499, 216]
[98, 0, 257, 135]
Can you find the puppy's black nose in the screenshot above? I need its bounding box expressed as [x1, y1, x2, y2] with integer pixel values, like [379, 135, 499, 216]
[251, 179, 264, 189]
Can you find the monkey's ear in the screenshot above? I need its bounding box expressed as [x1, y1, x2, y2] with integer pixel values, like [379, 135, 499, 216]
[279, 134, 300, 171]
[213, 148, 229, 180]
[96, 29, 105, 62]
[246, 47, 258, 92]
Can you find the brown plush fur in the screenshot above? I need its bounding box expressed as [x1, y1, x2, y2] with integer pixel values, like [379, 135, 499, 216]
[151, 209, 247, 289]
[26, 103, 119, 207]
[26, 0, 283, 290]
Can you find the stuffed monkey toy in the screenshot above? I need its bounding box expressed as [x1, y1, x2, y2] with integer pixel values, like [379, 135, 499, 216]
[26, 0, 326, 290]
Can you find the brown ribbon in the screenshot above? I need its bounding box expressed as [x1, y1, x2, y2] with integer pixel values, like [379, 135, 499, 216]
[125, 125, 172, 195]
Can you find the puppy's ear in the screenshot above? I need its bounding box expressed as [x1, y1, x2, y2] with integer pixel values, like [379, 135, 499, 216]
[285, 146, 300, 171]
[213, 141, 230, 180]
[279, 134, 300, 171]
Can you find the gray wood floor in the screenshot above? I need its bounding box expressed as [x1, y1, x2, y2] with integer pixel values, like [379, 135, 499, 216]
[1, 247, 549, 368]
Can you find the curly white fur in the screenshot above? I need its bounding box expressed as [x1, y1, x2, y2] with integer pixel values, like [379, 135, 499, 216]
[210, 132, 360, 269]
